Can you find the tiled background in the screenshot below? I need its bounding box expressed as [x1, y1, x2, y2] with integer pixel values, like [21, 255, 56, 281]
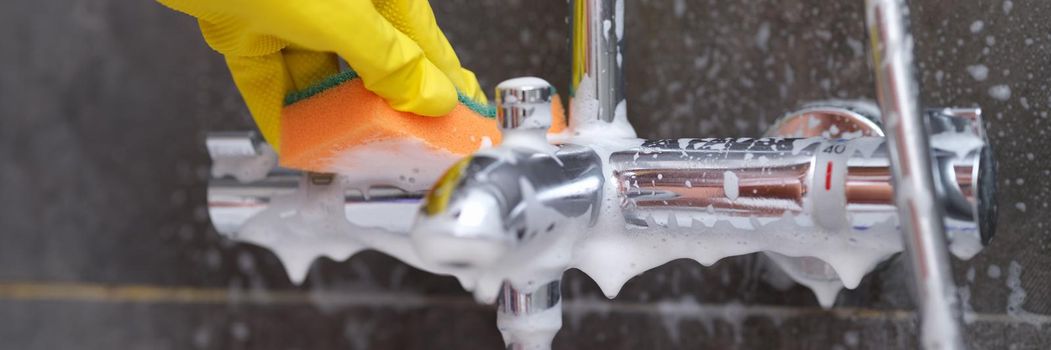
[1, 0, 1049, 349]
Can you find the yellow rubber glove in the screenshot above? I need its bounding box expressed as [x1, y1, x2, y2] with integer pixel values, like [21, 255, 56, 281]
[158, 0, 488, 150]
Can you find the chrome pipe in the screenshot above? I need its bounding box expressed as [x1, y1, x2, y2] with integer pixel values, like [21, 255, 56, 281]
[206, 169, 300, 235]
[497, 280, 561, 318]
[207, 172, 424, 236]
[610, 137, 988, 241]
[497, 281, 562, 350]
[569, 0, 625, 125]
[865, 0, 965, 348]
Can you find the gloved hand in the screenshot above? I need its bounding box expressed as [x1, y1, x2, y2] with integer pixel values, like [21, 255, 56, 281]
[158, 0, 487, 150]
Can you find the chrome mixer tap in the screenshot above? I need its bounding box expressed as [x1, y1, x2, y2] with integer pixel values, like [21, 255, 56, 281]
[411, 78, 605, 270]
[203, 0, 998, 348]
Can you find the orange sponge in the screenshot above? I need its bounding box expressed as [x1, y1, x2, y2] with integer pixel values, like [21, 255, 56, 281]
[280, 72, 566, 173]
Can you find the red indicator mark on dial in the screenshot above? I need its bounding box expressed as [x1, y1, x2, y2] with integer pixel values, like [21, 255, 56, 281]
[825, 161, 833, 191]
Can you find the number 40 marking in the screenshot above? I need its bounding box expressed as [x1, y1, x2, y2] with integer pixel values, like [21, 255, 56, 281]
[822, 144, 846, 154]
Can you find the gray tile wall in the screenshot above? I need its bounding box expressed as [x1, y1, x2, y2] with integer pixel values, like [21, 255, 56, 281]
[1, 0, 1048, 349]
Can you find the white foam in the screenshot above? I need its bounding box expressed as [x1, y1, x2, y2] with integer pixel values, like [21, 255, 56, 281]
[764, 252, 844, 307]
[930, 131, 985, 159]
[211, 144, 278, 183]
[988, 85, 1012, 101]
[966, 65, 989, 81]
[497, 301, 563, 350]
[987, 264, 1001, 279]
[723, 171, 740, 201]
[326, 138, 461, 192]
[970, 20, 984, 33]
[567, 74, 637, 139]
[1006, 261, 1043, 326]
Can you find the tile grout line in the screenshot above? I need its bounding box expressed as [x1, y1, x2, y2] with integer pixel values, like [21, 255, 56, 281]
[0, 281, 1047, 326]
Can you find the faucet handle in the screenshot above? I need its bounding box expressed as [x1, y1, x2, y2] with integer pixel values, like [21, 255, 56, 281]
[495, 77, 554, 131]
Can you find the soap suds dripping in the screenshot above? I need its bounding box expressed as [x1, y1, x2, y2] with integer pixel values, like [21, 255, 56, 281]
[1006, 261, 1042, 326]
[966, 65, 988, 81]
[988, 85, 1012, 101]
